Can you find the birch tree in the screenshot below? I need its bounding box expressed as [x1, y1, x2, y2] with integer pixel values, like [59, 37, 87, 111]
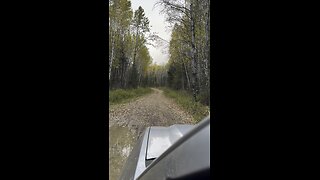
[156, 0, 210, 104]
[109, 0, 133, 88]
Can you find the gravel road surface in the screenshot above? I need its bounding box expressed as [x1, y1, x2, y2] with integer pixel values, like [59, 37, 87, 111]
[109, 88, 194, 180]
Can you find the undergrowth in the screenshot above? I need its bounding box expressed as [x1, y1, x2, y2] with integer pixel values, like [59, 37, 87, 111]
[160, 87, 210, 123]
[109, 87, 152, 105]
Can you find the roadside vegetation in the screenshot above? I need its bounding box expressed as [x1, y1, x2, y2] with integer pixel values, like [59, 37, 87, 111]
[109, 88, 152, 105]
[161, 87, 209, 123]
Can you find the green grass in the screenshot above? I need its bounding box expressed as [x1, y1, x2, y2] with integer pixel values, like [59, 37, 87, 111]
[109, 87, 153, 105]
[160, 87, 210, 123]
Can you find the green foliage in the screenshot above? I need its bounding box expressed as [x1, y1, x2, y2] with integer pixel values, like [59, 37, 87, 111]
[132, 6, 150, 35]
[137, 45, 152, 72]
[198, 90, 210, 105]
[109, 3, 153, 89]
[109, 88, 152, 105]
[157, 0, 210, 103]
[129, 63, 139, 88]
[147, 64, 168, 87]
[161, 87, 209, 123]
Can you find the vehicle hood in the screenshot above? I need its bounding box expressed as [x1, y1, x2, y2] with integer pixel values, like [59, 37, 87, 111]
[146, 124, 194, 160]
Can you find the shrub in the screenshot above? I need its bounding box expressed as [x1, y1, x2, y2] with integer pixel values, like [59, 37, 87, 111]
[109, 88, 152, 105]
[162, 87, 209, 123]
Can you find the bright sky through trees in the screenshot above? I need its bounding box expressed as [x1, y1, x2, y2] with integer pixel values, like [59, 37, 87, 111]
[131, 0, 171, 65]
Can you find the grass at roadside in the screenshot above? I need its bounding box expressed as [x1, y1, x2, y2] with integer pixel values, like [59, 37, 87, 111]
[109, 87, 153, 105]
[160, 87, 210, 123]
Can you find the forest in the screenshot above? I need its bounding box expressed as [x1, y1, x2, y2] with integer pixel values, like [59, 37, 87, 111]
[109, 0, 210, 106]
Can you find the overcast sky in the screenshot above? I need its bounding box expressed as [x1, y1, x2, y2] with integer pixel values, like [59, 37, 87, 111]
[131, 0, 171, 65]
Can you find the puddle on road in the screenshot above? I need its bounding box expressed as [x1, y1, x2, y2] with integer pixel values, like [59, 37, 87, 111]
[109, 126, 138, 180]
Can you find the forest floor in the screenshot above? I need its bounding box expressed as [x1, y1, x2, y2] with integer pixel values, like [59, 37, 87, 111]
[109, 88, 195, 180]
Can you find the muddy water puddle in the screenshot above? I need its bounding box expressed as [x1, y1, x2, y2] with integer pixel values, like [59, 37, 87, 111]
[109, 125, 140, 180]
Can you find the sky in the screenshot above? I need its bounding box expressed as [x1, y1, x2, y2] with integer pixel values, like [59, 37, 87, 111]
[131, 0, 171, 65]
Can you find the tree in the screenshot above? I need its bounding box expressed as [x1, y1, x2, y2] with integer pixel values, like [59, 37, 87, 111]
[156, 0, 210, 104]
[156, 0, 199, 101]
[109, 0, 133, 89]
[128, 6, 151, 88]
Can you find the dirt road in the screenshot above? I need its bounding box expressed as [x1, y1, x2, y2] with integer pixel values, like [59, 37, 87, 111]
[109, 88, 194, 180]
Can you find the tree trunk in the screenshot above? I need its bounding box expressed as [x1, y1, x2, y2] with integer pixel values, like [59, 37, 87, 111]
[206, 0, 210, 107]
[190, 1, 199, 102]
[138, 72, 142, 87]
[181, 69, 185, 90]
[120, 55, 127, 88]
[109, 32, 115, 82]
[132, 30, 139, 67]
[182, 59, 191, 90]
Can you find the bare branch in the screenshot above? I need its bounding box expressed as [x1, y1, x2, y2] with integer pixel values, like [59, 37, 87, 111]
[156, 0, 190, 18]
